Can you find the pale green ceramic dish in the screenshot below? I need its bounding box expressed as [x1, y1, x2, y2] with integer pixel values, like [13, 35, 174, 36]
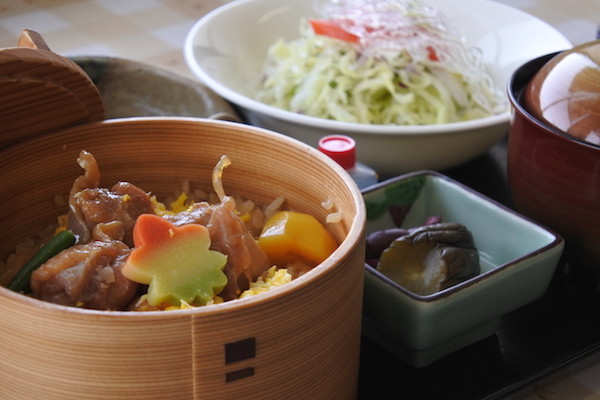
[362, 171, 564, 367]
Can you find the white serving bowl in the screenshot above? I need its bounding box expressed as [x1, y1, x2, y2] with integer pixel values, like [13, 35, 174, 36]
[184, 0, 572, 176]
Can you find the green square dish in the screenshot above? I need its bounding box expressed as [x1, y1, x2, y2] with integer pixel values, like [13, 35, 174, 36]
[362, 171, 564, 367]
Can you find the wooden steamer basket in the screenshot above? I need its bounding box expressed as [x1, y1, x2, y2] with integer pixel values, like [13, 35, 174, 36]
[0, 117, 366, 399]
[0, 33, 366, 399]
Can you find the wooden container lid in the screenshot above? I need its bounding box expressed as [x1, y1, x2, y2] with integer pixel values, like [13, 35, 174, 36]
[0, 29, 104, 149]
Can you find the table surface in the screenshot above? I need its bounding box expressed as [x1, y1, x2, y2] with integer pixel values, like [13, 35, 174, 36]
[2, 1, 600, 398]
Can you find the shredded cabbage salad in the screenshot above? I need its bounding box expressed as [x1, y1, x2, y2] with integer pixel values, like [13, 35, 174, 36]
[256, 0, 507, 125]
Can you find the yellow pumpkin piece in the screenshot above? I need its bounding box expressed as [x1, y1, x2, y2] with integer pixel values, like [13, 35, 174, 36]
[258, 211, 338, 267]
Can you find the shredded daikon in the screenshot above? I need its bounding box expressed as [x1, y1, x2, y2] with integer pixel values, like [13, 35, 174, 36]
[212, 155, 231, 203]
[264, 196, 286, 219]
[257, 0, 506, 125]
[325, 210, 343, 224]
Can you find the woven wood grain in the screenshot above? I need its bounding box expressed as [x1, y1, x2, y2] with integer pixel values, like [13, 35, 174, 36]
[0, 118, 365, 400]
[0, 40, 104, 149]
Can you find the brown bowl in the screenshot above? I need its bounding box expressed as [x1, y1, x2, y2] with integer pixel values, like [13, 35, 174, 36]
[70, 55, 240, 121]
[508, 53, 600, 287]
[0, 118, 366, 399]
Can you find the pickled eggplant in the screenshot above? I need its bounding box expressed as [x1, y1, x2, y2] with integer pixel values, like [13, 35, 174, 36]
[365, 216, 442, 263]
[366, 228, 409, 261]
[376, 222, 480, 295]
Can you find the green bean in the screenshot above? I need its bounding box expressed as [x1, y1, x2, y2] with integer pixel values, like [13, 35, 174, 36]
[7, 230, 76, 293]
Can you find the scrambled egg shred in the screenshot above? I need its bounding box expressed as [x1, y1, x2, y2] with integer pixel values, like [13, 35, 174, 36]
[152, 192, 190, 215]
[239, 266, 292, 299]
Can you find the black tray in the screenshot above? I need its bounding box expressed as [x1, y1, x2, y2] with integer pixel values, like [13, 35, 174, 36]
[357, 138, 600, 399]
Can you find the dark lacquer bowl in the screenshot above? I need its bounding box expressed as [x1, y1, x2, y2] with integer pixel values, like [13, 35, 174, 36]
[508, 50, 600, 288]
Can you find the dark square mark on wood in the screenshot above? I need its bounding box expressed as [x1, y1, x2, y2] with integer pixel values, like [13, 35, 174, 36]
[225, 367, 255, 382]
[225, 337, 256, 364]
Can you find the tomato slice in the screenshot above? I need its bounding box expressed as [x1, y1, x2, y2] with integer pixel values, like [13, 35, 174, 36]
[309, 19, 360, 43]
[426, 45, 439, 61]
[310, 19, 439, 62]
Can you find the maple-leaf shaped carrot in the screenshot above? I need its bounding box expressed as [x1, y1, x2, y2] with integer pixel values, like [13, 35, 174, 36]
[122, 214, 227, 307]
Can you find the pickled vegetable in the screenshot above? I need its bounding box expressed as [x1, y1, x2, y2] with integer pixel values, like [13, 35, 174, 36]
[366, 228, 409, 260]
[376, 222, 480, 295]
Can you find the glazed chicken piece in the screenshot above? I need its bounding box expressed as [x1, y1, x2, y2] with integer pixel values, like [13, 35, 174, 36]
[162, 201, 212, 226]
[67, 151, 155, 246]
[30, 237, 137, 310]
[206, 197, 272, 300]
[28, 150, 148, 309]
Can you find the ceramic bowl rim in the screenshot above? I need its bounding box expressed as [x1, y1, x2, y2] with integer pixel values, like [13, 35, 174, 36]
[67, 55, 241, 121]
[69, 54, 199, 84]
[362, 170, 564, 303]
